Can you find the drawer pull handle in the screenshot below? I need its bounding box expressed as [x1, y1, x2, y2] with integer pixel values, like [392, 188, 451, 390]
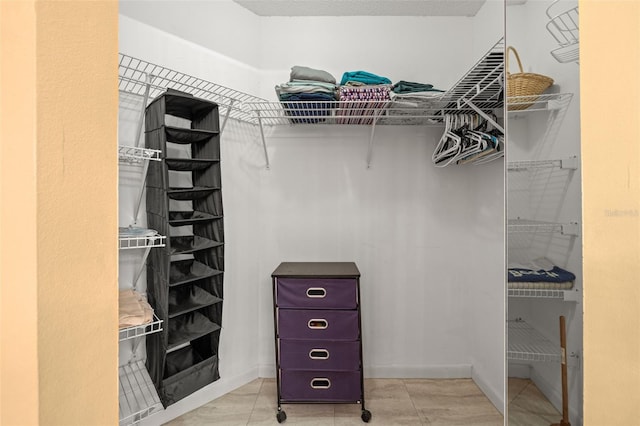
[310, 378, 331, 389]
[308, 319, 327, 329]
[309, 349, 329, 360]
[306, 287, 326, 298]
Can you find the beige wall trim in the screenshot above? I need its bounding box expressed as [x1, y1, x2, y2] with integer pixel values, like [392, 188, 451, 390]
[580, 0, 640, 424]
[1, 1, 119, 424]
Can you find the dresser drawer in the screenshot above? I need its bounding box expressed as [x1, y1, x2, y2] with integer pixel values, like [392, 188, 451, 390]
[278, 309, 359, 340]
[280, 370, 361, 402]
[279, 339, 360, 371]
[275, 278, 357, 309]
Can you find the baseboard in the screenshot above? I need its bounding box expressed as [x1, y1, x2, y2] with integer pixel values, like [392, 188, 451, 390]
[259, 363, 472, 379]
[472, 367, 505, 414]
[364, 364, 473, 378]
[139, 366, 259, 426]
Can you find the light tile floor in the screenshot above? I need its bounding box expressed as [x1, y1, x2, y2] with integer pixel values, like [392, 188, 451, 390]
[508, 378, 562, 426]
[164, 378, 504, 425]
[164, 377, 561, 425]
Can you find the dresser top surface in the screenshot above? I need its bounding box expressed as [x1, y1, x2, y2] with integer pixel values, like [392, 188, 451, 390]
[272, 262, 360, 278]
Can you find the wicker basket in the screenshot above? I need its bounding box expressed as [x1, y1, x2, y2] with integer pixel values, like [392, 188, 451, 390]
[507, 46, 554, 111]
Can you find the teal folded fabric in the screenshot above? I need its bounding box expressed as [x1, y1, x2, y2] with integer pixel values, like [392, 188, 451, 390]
[340, 71, 391, 86]
[392, 80, 444, 94]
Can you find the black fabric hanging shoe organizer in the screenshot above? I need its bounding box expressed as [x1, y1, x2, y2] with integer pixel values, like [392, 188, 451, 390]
[144, 89, 224, 406]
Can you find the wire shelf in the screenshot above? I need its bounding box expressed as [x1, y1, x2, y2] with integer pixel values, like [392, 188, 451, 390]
[119, 146, 162, 164]
[508, 219, 563, 234]
[507, 219, 579, 236]
[508, 288, 567, 299]
[119, 314, 163, 342]
[119, 53, 267, 124]
[507, 157, 578, 171]
[546, 1, 579, 64]
[507, 93, 573, 113]
[508, 319, 560, 363]
[250, 38, 505, 128]
[119, 234, 166, 250]
[440, 38, 504, 112]
[119, 361, 163, 425]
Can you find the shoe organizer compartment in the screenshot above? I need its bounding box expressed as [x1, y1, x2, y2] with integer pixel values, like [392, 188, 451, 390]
[170, 235, 222, 255]
[168, 284, 222, 318]
[169, 259, 221, 287]
[167, 187, 217, 200]
[164, 126, 218, 144]
[168, 210, 220, 226]
[167, 310, 220, 349]
[165, 158, 219, 171]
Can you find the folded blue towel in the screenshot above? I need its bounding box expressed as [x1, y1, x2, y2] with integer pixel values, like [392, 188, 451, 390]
[340, 70, 391, 86]
[508, 266, 576, 283]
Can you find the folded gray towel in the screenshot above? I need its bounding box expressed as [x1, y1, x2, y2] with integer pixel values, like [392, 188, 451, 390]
[290, 65, 336, 85]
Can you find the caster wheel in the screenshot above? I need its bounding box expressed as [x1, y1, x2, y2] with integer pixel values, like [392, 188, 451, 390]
[361, 409, 372, 423]
[276, 410, 287, 423]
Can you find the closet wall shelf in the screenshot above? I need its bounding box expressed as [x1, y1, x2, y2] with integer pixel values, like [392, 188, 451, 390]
[119, 314, 163, 342]
[249, 38, 504, 168]
[507, 156, 578, 171]
[508, 288, 579, 301]
[119, 53, 267, 128]
[119, 146, 162, 164]
[508, 319, 560, 363]
[119, 235, 166, 250]
[508, 219, 579, 236]
[119, 360, 163, 426]
[507, 93, 573, 114]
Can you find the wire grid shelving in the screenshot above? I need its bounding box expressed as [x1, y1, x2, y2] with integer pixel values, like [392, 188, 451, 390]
[118, 53, 268, 125]
[507, 219, 579, 235]
[507, 93, 573, 113]
[119, 314, 163, 342]
[545, 1, 579, 64]
[248, 38, 504, 129]
[508, 319, 561, 363]
[119, 146, 162, 164]
[508, 288, 578, 300]
[507, 157, 578, 172]
[439, 38, 505, 117]
[119, 360, 163, 426]
[119, 234, 166, 250]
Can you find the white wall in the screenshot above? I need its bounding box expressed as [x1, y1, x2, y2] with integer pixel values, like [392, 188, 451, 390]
[119, 1, 506, 422]
[506, 0, 582, 424]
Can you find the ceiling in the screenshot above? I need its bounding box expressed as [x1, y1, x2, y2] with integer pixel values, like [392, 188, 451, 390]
[232, 0, 489, 17]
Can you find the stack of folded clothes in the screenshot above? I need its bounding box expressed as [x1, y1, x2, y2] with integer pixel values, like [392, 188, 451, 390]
[119, 289, 154, 329]
[337, 70, 393, 124]
[275, 65, 338, 123]
[382, 80, 445, 125]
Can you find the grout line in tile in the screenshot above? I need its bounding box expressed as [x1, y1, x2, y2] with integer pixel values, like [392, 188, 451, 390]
[246, 378, 263, 426]
[402, 378, 427, 423]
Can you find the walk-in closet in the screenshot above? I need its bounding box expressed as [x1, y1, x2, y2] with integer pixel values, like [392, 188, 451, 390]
[115, 1, 583, 425]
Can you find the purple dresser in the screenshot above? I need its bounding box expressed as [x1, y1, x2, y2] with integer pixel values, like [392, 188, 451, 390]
[271, 262, 371, 423]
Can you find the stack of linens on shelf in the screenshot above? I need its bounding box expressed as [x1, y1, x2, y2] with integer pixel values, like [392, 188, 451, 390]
[508, 257, 575, 290]
[119, 289, 154, 328]
[382, 80, 445, 125]
[337, 70, 392, 124]
[275, 65, 338, 123]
